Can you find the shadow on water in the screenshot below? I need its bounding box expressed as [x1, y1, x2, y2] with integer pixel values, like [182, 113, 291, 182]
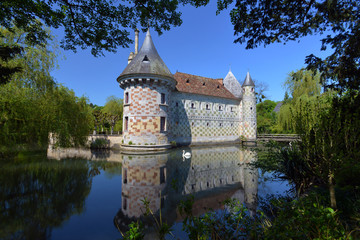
[114, 145, 259, 238]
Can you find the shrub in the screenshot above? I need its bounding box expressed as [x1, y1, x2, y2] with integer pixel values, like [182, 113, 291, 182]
[90, 138, 109, 149]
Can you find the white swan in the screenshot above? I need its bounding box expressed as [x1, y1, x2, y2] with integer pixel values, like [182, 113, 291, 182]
[182, 150, 191, 161]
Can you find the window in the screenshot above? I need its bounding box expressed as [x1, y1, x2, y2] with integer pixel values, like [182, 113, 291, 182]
[219, 123, 222, 127]
[230, 107, 233, 112]
[219, 105, 223, 111]
[123, 197, 127, 210]
[160, 166, 166, 184]
[125, 92, 129, 104]
[123, 168, 128, 184]
[176, 102, 178, 107]
[160, 117, 166, 132]
[191, 103, 195, 109]
[124, 117, 128, 131]
[143, 55, 149, 62]
[206, 104, 210, 110]
[207, 122, 210, 127]
[161, 93, 166, 104]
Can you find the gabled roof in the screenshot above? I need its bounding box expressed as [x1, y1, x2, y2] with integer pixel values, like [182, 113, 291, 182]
[223, 70, 243, 98]
[174, 72, 238, 100]
[119, 29, 173, 79]
[242, 72, 255, 87]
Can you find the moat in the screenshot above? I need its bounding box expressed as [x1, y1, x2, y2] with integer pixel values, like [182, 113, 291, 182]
[0, 145, 289, 240]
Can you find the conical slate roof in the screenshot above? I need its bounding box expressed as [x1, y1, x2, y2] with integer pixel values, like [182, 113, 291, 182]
[242, 72, 255, 86]
[119, 29, 173, 79]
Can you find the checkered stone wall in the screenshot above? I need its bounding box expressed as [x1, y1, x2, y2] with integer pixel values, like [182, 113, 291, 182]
[122, 79, 173, 145]
[242, 86, 257, 141]
[168, 92, 242, 145]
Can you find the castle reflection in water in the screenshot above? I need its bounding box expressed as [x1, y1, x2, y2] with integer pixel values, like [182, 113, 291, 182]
[48, 145, 258, 237]
[114, 145, 258, 236]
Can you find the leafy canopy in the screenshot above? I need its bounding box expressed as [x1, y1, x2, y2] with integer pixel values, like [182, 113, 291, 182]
[217, 0, 360, 91]
[1, 0, 209, 56]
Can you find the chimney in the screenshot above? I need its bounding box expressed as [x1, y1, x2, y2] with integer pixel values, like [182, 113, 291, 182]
[135, 29, 139, 55]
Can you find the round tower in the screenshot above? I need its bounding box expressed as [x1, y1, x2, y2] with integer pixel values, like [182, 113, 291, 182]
[241, 72, 257, 142]
[117, 30, 176, 148]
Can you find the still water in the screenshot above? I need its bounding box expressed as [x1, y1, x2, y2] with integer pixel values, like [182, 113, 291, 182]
[1, 145, 289, 240]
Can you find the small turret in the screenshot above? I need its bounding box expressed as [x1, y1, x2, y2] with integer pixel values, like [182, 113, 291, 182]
[241, 72, 257, 142]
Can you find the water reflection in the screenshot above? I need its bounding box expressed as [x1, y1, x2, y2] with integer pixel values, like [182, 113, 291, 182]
[0, 158, 93, 240]
[114, 146, 259, 237]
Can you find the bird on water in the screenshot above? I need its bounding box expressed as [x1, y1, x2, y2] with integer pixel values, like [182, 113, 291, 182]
[182, 150, 191, 161]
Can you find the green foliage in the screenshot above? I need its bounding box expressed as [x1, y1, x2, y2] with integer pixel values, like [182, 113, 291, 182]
[275, 69, 324, 133]
[217, 0, 360, 92]
[0, 25, 93, 149]
[1, 0, 210, 56]
[120, 221, 145, 240]
[102, 96, 123, 134]
[256, 100, 277, 133]
[90, 138, 109, 149]
[262, 195, 350, 239]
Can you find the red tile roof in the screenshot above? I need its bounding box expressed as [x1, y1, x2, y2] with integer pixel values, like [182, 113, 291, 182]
[174, 72, 238, 100]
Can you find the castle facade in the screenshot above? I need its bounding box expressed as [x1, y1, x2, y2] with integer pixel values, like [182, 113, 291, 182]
[117, 30, 257, 149]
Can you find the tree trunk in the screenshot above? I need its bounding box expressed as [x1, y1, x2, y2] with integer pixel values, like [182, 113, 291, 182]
[328, 173, 337, 209]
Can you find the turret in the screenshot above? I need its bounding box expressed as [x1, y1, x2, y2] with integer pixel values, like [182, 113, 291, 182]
[241, 72, 257, 142]
[117, 29, 176, 148]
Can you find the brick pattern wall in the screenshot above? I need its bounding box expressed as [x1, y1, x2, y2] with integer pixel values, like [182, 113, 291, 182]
[121, 154, 168, 218]
[169, 92, 241, 145]
[122, 80, 171, 145]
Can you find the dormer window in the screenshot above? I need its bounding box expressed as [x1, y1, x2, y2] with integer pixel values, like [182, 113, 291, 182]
[206, 104, 210, 110]
[186, 79, 190, 83]
[191, 103, 195, 109]
[143, 55, 149, 62]
[219, 105, 222, 111]
[203, 82, 206, 86]
[217, 85, 220, 88]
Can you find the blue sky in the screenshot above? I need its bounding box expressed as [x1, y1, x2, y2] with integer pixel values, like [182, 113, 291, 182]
[51, 1, 330, 106]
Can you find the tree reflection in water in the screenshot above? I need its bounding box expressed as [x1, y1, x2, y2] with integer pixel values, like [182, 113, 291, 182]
[114, 146, 259, 238]
[0, 154, 94, 240]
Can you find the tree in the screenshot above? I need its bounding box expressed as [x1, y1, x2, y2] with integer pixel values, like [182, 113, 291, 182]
[102, 96, 123, 135]
[253, 79, 269, 103]
[217, 0, 360, 92]
[256, 100, 277, 134]
[275, 69, 322, 133]
[1, 0, 209, 57]
[0, 25, 93, 149]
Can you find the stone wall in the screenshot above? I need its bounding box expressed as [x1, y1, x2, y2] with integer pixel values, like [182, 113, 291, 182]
[122, 81, 172, 145]
[169, 92, 241, 145]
